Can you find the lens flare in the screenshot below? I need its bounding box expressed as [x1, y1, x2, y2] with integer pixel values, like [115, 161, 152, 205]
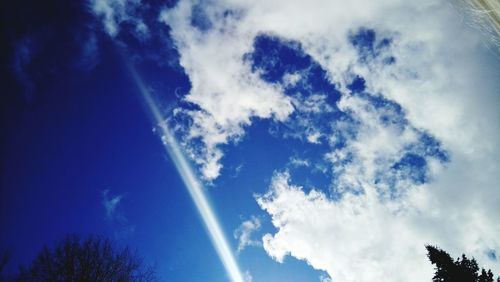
[126, 61, 245, 282]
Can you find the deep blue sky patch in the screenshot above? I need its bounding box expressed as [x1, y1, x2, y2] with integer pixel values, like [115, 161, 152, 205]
[349, 27, 396, 64]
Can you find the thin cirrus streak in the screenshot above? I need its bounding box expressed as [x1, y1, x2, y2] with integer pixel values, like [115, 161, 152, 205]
[125, 59, 245, 282]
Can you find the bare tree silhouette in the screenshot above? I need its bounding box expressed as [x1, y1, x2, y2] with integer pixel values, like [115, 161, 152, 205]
[4, 235, 156, 282]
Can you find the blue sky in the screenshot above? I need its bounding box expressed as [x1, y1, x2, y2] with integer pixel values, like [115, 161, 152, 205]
[1, 0, 500, 281]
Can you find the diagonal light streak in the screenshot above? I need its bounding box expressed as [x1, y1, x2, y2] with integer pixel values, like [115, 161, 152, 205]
[125, 60, 245, 282]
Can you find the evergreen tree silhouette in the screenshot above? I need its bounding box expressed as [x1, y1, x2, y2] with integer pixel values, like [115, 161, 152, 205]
[426, 245, 499, 282]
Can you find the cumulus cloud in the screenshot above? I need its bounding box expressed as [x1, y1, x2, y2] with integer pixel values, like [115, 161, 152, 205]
[160, 2, 295, 180]
[326, 92, 449, 198]
[159, 0, 499, 177]
[157, 0, 499, 281]
[234, 216, 262, 253]
[257, 169, 499, 282]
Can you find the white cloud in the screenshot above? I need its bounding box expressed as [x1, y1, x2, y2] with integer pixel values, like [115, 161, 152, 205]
[326, 93, 433, 197]
[234, 216, 262, 253]
[157, 0, 499, 281]
[158, 0, 461, 180]
[160, 1, 295, 180]
[306, 131, 321, 144]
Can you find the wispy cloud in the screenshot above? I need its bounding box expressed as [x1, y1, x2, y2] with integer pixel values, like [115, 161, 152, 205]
[231, 163, 244, 178]
[243, 270, 253, 282]
[11, 37, 35, 100]
[89, 0, 144, 37]
[234, 216, 262, 254]
[288, 157, 310, 168]
[75, 32, 100, 71]
[101, 189, 135, 238]
[101, 189, 123, 220]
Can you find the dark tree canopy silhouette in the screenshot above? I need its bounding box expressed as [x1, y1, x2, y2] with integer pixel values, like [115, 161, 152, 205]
[4, 235, 156, 282]
[426, 245, 499, 282]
